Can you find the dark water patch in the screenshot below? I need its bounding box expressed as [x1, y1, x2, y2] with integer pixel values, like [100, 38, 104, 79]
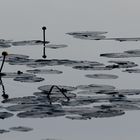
[0, 129, 10, 134]
[76, 84, 115, 91]
[85, 74, 118, 79]
[12, 40, 49, 46]
[0, 112, 14, 119]
[123, 68, 140, 73]
[26, 69, 63, 74]
[46, 44, 68, 49]
[9, 126, 33, 132]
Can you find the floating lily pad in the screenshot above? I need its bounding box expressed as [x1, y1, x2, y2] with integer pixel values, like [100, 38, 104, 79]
[123, 69, 140, 73]
[17, 108, 65, 118]
[108, 60, 137, 68]
[26, 69, 63, 74]
[76, 84, 115, 91]
[97, 89, 140, 96]
[13, 76, 44, 83]
[105, 37, 140, 42]
[94, 103, 140, 111]
[0, 129, 10, 134]
[12, 40, 49, 46]
[46, 44, 68, 49]
[0, 44, 11, 48]
[100, 50, 140, 58]
[38, 85, 77, 92]
[82, 109, 125, 118]
[85, 74, 118, 79]
[34, 91, 76, 99]
[66, 115, 90, 120]
[72, 35, 106, 40]
[0, 54, 29, 62]
[0, 112, 14, 119]
[2, 96, 51, 104]
[9, 126, 33, 132]
[72, 65, 112, 71]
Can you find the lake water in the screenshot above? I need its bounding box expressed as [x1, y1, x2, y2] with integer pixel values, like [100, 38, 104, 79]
[0, 0, 140, 140]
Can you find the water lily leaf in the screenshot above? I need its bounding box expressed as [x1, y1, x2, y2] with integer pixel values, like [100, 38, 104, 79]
[38, 85, 77, 92]
[65, 115, 90, 120]
[0, 112, 14, 119]
[13, 76, 44, 83]
[46, 44, 68, 49]
[123, 69, 140, 73]
[9, 126, 33, 132]
[17, 108, 65, 118]
[12, 40, 49, 46]
[26, 69, 63, 74]
[34, 91, 76, 99]
[0, 129, 10, 134]
[105, 37, 140, 42]
[2, 96, 51, 104]
[108, 60, 138, 68]
[82, 109, 125, 118]
[76, 84, 115, 91]
[72, 65, 112, 71]
[85, 74, 118, 79]
[100, 49, 140, 58]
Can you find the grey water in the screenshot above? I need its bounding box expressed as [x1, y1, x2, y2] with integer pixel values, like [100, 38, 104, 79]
[0, 0, 140, 140]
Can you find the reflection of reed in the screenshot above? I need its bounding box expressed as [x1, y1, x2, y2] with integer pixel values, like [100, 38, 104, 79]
[0, 77, 9, 100]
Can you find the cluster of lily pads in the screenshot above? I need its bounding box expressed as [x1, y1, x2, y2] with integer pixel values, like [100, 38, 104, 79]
[0, 126, 33, 134]
[1, 29, 140, 123]
[0, 83, 140, 121]
[66, 31, 140, 41]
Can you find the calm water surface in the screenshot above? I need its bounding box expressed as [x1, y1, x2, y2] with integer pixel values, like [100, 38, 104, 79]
[0, 0, 140, 140]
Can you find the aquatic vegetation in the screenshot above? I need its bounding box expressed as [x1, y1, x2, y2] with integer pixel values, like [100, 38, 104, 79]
[9, 126, 33, 132]
[104, 37, 140, 42]
[76, 84, 115, 91]
[0, 112, 14, 119]
[0, 129, 10, 134]
[66, 31, 107, 40]
[123, 68, 140, 73]
[85, 74, 118, 79]
[46, 44, 68, 49]
[100, 49, 140, 58]
[26, 69, 63, 74]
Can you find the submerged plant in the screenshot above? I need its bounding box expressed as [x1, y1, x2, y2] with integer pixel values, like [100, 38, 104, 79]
[0, 51, 8, 75]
